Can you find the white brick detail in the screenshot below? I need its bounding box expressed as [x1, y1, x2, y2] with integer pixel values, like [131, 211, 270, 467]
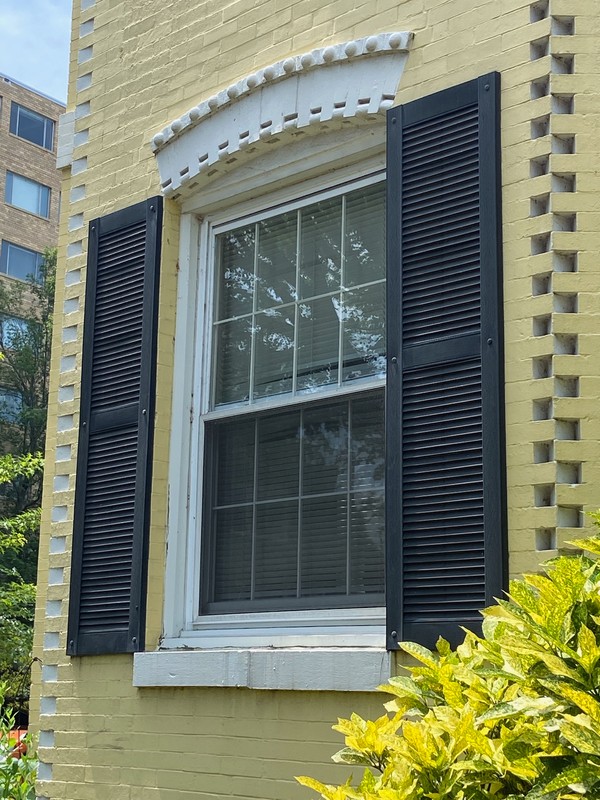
[64, 297, 80, 314]
[45, 600, 62, 618]
[57, 414, 74, 432]
[60, 354, 76, 372]
[67, 241, 83, 258]
[75, 101, 91, 118]
[65, 268, 81, 285]
[70, 185, 86, 203]
[43, 632, 60, 650]
[39, 730, 55, 748]
[80, 18, 94, 37]
[71, 157, 88, 176]
[49, 536, 67, 554]
[58, 384, 75, 402]
[42, 665, 59, 683]
[62, 326, 78, 343]
[51, 505, 68, 523]
[53, 475, 69, 492]
[56, 444, 72, 461]
[40, 696, 57, 715]
[77, 46, 93, 65]
[48, 568, 64, 586]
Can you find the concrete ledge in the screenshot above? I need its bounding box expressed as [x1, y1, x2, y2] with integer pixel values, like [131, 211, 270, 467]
[133, 647, 392, 692]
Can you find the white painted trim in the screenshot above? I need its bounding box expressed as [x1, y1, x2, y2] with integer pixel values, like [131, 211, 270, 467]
[134, 648, 392, 692]
[152, 31, 411, 200]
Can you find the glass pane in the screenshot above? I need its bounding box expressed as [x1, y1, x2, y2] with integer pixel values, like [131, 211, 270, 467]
[299, 197, 341, 299]
[297, 295, 339, 390]
[10, 174, 39, 214]
[216, 226, 255, 320]
[17, 107, 46, 148]
[216, 419, 255, 505]
[4, 243, 40, 281]
[256, 212, 297, 311]
[253, 308, 294, 398]
[214, 318, 251, 405]
[302, 403, 348, 495]
[349, 491, 384, 594]
[300, 496, 347, 596]
[351, 395, 385, 491]
[344, 183, 385, 288]
[212, 506, 252, 602]
[257, 413, 300, 500]
[342, 282, 386, 382]
[255, 501, 298, 598]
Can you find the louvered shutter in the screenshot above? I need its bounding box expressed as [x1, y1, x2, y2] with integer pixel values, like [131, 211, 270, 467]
[386, 73, 506, 650]
[67, 197, 162, 656]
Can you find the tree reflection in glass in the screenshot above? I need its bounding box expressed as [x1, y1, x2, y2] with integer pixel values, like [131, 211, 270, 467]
[212, 182, 385, 406]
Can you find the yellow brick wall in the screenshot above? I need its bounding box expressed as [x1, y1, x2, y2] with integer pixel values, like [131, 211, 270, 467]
[31, 0, 600, 798]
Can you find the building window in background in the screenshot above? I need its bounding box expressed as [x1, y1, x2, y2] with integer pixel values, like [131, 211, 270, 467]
[0, 240, 44, 281]
[5, 172, 51, 218]
[10, 102, 55, 150]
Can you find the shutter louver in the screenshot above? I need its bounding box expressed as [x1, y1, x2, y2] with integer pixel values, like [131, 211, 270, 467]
[67, 197, 162, 656]
[386, 74, 506, 650]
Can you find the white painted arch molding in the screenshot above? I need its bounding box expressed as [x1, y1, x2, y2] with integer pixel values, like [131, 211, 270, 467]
[152, 31, 412, 199]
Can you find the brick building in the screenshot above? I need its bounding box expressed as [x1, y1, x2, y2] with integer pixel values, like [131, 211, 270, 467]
[0, 74, 63, 285]
[32, 1, 599, 799]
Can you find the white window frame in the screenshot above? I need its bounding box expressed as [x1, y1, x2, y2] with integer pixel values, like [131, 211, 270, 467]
[133, 137, 395, 690]
[172, 155, 388, 649]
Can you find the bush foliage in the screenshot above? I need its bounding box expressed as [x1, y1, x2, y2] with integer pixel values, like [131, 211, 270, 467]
[299, 536, 600, 800]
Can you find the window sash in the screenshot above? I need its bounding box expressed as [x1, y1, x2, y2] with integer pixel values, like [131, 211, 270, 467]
[202, 392, 385, 614]
[10, 102, 54, 150]
[0, 240, 43, 281]
[5, 172, 51, 218]
[211, 181, 386, 410]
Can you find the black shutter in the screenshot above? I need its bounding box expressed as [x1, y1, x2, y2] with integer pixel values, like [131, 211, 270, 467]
[386, 73, 506, 650]
[67, 197, 162, 656]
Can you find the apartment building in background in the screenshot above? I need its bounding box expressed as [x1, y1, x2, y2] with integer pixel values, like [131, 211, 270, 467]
[0, 73, 64, 286]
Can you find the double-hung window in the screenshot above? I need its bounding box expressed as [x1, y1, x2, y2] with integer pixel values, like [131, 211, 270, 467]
[10, 102, 55, 150]
[5, 172, 51, 218]
[202, 178, 386, 614]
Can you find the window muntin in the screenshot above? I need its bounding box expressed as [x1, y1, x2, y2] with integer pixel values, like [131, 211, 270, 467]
[10, 102, 54, 150]
[202, 180, 386, 615]
[212, 183, 385, 407]
[0, 240, 43, 281]
[5, 172, 51, 218]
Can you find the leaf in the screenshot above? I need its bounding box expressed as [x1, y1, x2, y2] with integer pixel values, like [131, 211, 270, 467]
[399, 641, 439, 669]
[478, 695, 556, 722]
[558, 717, 600, 755]
[332, 748, 374, 767]
[541, 765, 600, 793]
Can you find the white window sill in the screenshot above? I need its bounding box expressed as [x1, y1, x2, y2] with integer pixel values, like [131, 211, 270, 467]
[133, 646, 393, 692]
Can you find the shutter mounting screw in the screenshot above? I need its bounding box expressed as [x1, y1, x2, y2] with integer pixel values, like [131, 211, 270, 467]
[390, 630, 397, 639]
[132, 637, 137, 643]
[82, 421, 86, 427]
[391, 356, 397, 364]
[69, 640, 74, 648]
[484, 84, 490, 91]
[142, 408, 147, 415]
[487, 338, 493, 345]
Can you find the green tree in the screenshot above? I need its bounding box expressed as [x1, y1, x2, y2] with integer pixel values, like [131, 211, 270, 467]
[0, 249, 55, 717]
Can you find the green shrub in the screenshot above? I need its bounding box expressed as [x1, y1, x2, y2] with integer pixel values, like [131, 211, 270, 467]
[0, 683, 35, 799]
[298, 537, 600, 800]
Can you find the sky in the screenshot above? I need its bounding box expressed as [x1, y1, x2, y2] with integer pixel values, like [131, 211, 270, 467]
[0, 0, 72, 104]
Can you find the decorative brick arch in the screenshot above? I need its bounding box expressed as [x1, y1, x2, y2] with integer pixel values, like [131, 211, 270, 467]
[151, 31, 412, 199]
